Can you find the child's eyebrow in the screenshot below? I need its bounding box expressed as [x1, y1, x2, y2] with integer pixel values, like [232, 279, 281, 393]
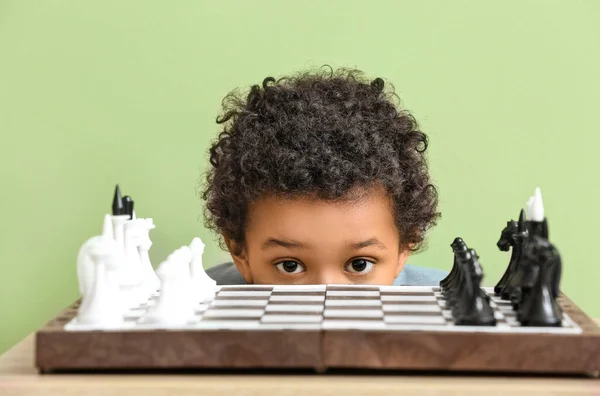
[346, 238, 387, 251]
[261, 238, 308, 250]
[260, 237, 387, 251]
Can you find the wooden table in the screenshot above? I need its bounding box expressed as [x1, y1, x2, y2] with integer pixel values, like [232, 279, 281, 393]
[1, 326, 599, 396]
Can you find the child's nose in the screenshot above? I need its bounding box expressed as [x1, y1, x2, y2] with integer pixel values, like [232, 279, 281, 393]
[316, 271, 349, 285]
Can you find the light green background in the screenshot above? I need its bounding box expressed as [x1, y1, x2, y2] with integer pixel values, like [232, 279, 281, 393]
[1, 0, 599, 355]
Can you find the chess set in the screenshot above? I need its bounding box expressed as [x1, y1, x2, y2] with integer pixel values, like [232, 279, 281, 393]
[35, 186, 600, 376]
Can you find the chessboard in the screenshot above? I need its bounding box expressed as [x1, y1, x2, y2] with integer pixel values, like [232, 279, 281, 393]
[35, 185, 600, 375]
[36, 284, 600, 375]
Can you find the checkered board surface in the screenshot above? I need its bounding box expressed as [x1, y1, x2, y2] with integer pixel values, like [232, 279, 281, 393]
[64, 285, 581, 334]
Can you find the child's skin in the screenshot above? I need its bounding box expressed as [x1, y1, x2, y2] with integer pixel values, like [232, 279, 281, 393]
[226, 186, 410, 285]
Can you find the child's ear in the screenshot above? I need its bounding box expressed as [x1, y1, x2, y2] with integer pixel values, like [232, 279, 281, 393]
[395, 244, 413, 278]
[224, 236, 254, 284]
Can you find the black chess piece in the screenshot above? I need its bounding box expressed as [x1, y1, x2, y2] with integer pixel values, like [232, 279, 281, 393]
[441, 237, 467, 292]
[500, 214, 529, 300]
[550, 233, 561, 300]
[446, 246, 470, 303]
[122, 195, 134, 219]
[519, 235, 562, 327]
[526, 215, 548, 239]
[440, 239, 459, 289]
[510, 220, 540, 310]
[508, 216, 554, 312]
[446, 249, 483, 321]
[112, 184, 126, 216]
[453, 249, 496, 326]
[529, 217, 560, 300]
[447, 254, 468, 318]
[494, 211, 525, 295]
[512, 257, 538, 312]
[541, 217, 549, 239]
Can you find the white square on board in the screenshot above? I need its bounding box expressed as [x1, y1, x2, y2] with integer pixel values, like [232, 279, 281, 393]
[272, 285, 327, 292]
[217, 291, 272, 297]
[269, 295, 325, 302]
[384, 315, 446, 325]
[324, 309, 384, 318]
[379, 286, 434, 293]
[325, 299, 382, 307]
[194, 320, 262, 330]
[265, 304, 324, 313]
[382, 304, 441, 313]
[321, 320, 387, 330]
[211, 299, 269, 307]
[203, 309, 264, 318]
[261, 315, 323, 323]
[326, 291, 380, 298]
[380, 295, 437, 303]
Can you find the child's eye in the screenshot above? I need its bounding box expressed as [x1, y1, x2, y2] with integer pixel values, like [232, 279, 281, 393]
[345, 259, 375, 274]
[275, 260, 306, 274]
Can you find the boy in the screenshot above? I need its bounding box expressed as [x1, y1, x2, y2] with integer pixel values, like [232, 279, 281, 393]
[202, 67, 446, 285]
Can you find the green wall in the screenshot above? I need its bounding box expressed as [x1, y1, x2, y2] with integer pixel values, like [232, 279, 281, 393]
[1, 0, 599, 354]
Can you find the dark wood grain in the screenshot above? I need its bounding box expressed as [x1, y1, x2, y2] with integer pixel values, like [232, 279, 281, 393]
[36, 293, 600, 374]
[323, 293, 600, 374]
[36, 301, 321, 371]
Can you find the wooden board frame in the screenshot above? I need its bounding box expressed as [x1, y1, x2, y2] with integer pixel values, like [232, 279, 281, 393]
[35, 293, 600, 375]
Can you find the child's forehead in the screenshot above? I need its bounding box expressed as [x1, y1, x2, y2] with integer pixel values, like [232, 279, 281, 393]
[245, 189, 397, 234]
[243, 190, 402, 255]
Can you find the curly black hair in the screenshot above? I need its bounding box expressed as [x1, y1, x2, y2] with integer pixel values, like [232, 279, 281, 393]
[201, 66, 439, 256]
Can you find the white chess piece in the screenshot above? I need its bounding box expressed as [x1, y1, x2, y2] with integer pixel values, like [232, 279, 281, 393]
[189, 237, 217, 302]
[77, 245, 123, 326]
[111, 214, 130, 253]
[530, 187, 545, 222]
[110, 213, 131, 289]
[77, 214, 118, 297]
[122, 219, 144, 285]
[182, 245, 201, 306]
[142, 247, 195, 326]
[76, 215, 123, 327]
[137, 218, 160, 294]
[173, 246, 195, 302]
[118, 219, 148, 307]
[525, 196, 534, 220]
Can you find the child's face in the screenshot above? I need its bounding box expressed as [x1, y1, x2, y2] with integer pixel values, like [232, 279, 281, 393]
[227, 187, 410, 285]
